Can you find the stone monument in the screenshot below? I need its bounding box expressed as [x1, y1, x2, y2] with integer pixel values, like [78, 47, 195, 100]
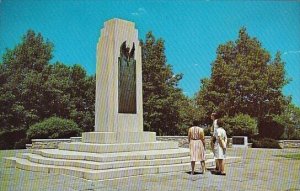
[4, 19, 239, 180]
[83, 18, 156, 144]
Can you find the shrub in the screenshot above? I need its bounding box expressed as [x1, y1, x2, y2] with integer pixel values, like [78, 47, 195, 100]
[178, 124, 189, 136]
[27, 117, 82, 139]
[273, 113, 300, 140]
[290, 129, 300, 140]
[223, 114, 258, 137]
[0, 129, 26, 149]
[252, 138, 281, 149]
[14, 138, 30, 149]
[203, 126, 211, 136]
[258, 115, 285, 139]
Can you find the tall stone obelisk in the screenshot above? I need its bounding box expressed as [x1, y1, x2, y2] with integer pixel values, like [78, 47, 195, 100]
[82, 18, 155, 143]
[95, 18, 143, 132]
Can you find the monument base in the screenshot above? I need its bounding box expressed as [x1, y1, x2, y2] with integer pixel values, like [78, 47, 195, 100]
[4, 144, 240, 180]
[82, 132, 156, 143]
[4, 134, 241, 181]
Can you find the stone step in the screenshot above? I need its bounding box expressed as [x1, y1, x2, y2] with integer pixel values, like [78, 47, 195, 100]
[58, 141, 179, 153]
[21, 153, 191, 170]
[70, 137, 82, 142]
[4, 156, 240, 180]
[82, 132, 156, 144]
[26, 148, 214, 162]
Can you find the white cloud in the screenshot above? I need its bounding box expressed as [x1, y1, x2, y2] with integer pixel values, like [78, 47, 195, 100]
[138, 8, 146, 13]
[131, 7, 146, 16]
[283, 50, 300, 55]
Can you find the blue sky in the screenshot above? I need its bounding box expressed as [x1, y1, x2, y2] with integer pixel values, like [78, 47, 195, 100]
[1, 0, 299, 106]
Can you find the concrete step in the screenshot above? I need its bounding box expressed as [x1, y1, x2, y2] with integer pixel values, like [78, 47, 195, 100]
[58, 141, 179, 153]
[4, 156, 240, 180]
[27, 148, 214, 162]
[70, 137, 82, 142]
[21, 153, 191, 170]
[82, 132, 156, 144]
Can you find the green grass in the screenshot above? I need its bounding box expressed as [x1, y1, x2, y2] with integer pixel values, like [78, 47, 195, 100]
[0, 149, 27, 160]
[277, 153, 300, 160]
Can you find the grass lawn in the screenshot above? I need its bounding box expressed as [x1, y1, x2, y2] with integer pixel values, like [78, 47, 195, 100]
[0, 149, 27, 160]
[277, 153, 300, 160]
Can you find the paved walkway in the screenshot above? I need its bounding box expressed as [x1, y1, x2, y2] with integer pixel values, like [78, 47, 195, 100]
[1, 148, 299, 191]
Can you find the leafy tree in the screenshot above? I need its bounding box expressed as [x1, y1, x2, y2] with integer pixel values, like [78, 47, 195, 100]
[223, 114, 258, 137]
[258, 115, 285, 139]
[141, 32, 187, 135]
[0, 30, 54, 149]
[0, 30, 95, 149]
[25, 62, 95, 132]
[177, 96, 208, 135]
[0, 30, 53, 132]
[273, 103, 300, 139]
[196, 27, 290, 137]
[68, 65, 95, 132]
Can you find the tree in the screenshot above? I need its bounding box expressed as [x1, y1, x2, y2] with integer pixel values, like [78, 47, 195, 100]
[176, 96, 207, 135]
[223, 114, 258, 137]
[24, 62, 95, 132]
[68, 65, 95, 132]
[141, 32, 187, 135]
[0, 30, 95, 149]
[0, 30, 53, 131]
[273, 103, 300, 139]
[196, 27, 290, 137]
[0, 30, 54, 148]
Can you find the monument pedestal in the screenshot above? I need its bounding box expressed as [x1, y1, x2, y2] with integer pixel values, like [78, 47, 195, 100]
[4, 139, 240, 180]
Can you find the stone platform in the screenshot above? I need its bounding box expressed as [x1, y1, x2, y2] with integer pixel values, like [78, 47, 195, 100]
[4, 133, 240, 180]
[2, 148, 299, 191]
[4, 149, 239, 180]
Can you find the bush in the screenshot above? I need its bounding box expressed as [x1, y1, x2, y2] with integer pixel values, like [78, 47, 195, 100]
[14, 138, 29, 149]
[290, 129, 300, 140]
[27, 117, 82, 139]
[0, 129, 26, 149]
[252, 138, 281, 149]
[258, 115, 285, 139]
[223, 114, 258, 137]
[178, 124, 189, 136]
[203, 126, 211, 136]
[282, 129, 300, 140]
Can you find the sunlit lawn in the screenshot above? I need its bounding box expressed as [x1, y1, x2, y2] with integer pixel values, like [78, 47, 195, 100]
[277, 153, 300, 160]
